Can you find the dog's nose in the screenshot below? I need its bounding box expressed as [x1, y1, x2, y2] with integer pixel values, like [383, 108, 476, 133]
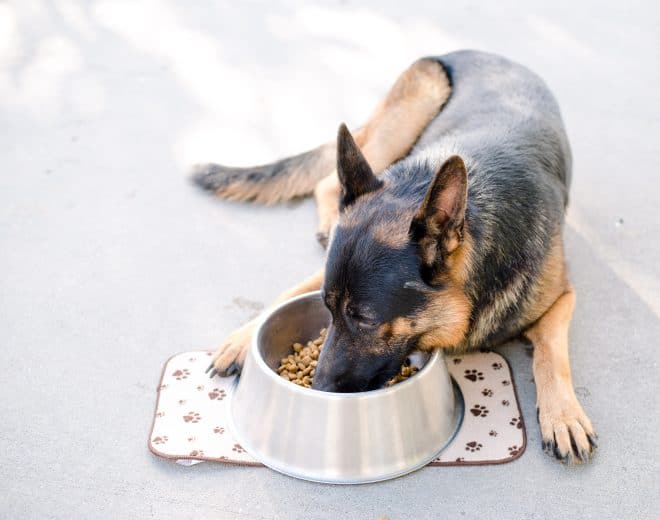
[310, 365, 340, 392]
[311, 363, 356, 392]
[312, 366, 367, 393]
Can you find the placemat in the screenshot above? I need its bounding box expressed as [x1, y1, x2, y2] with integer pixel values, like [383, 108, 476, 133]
[148, 350, 526, 467]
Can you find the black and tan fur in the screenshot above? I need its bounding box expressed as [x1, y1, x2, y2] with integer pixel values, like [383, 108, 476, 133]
[194, 50, 596, 464]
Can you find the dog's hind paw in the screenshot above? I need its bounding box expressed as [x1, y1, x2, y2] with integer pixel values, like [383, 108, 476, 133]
[316, 231, 329, 249]
[538, 393, 597, 464]
[205, 321, 256, 378]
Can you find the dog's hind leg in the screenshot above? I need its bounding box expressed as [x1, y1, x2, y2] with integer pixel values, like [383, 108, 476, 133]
[314, 58, 452, 246]
[524, 287, 597, 464]
[207, 269, 324, 377]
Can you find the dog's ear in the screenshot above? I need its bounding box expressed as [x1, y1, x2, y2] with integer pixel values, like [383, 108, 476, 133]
[336, 123, 381, 208]
[409, 155, 468, 279]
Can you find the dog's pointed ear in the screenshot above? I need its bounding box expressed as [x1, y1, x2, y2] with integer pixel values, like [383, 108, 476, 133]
[409, 155, 468, 276]
[337, 123, 381, 208]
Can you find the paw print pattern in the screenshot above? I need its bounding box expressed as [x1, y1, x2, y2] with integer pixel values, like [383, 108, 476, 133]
[183, 411, 201, 423]
[172, 368, 190, 380]
[157, 384, 168, 391]
[470, 404, 489, 417]
[465, 441, 483, 452]
[453, 358, 462, 365]
[187, 436, 196, 442]
[492, 362, 503, 370]
[508, 445, 521, 456]
[502, 379, 511, 386]
[455, 457, 465, 462]
[481, 388, 493, 397]
[188, 357, 197, 362]
[213, 426, 225, 434]
[196, 385, 205, 391]
[189, 449, 204, 456]
[464, 369, 484, 382]
[152, 436, 168, 445]
[501, 399, 510, 407]
[232, 443, 246, 454]
[155, 411, 165, 418]
[509, 416, 522, 429]
[208, 388, 227, 401]
[489, 430, 498, 437]
[178, 399, 187, 405]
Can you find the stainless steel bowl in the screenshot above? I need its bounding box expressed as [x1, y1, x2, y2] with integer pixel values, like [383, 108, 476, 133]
[227, 291, 463, 483]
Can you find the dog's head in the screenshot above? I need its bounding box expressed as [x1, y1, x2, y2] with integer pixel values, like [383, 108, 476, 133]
[312, 124, 472, 392]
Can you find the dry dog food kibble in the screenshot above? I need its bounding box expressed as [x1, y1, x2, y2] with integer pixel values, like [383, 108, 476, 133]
[383, 358, 419, 387]
[277, 328, 418, 389]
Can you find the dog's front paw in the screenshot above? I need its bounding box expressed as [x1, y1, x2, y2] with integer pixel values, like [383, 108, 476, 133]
[205, 321, 256, 378]
[538, 391, 597, 464]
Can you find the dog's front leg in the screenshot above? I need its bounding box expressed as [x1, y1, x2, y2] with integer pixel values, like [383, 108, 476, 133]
[207, 269, 324, 377]
[524, 287, 597, 463]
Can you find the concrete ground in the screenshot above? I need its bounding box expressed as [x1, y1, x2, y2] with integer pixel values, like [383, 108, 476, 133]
[1, 1, 658, 518]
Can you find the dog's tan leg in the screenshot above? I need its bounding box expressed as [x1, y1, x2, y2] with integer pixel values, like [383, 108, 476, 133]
[208, 269, 324, 376]
[314, 58, 451, 246]
[524, 287, 597, 463]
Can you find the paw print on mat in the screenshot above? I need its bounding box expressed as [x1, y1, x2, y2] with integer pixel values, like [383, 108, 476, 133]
[470, 404, 489, 417]
[183, 411, 202, 423]
[208, 388, 227, 401]
[152, 436, 168, 445]
[464, 369, 484, 382]
[189, 449, 204, 456]
[501, 400, 510, 407]
[501, 379, 511, 386]
[213, 426, 225, 434]
[492, 362, 503, 370]
[508, 445, 521, 456]
[232, 444, 246, 454]
[172, 368, 190, 380]
[453, 358, 462, 365]
[481, 388, 493, 397]
[509, 416, 522, 429]
[465, 441, 483, 452]
[489, 430, 498, 437]
[455, 457, 465, 462]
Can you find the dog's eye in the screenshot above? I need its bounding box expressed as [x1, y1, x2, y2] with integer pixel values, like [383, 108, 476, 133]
[347, 307, 377, 330]
[357, 319, 377, 330]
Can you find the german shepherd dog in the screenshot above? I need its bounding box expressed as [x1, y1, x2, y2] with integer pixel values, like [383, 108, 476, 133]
[194, 50, 596, 463]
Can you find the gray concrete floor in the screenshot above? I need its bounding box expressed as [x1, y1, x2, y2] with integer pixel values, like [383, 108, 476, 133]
[1, 1, 659, 519]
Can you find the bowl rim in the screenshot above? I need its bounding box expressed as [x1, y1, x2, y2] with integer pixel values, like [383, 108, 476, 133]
[251, 290, 442, 400]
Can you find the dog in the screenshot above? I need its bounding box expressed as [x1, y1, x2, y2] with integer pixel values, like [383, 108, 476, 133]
[193, 50, 596, 464]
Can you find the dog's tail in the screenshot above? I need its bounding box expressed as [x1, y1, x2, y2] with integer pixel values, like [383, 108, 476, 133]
[191, 141, 335, 204]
